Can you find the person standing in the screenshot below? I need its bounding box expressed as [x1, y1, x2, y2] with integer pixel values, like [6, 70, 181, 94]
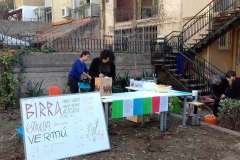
[210, 75, 229, 117]
[88, 49, 116, 91]
[68, 51, 91, 93]
[222, 70, 240, 100]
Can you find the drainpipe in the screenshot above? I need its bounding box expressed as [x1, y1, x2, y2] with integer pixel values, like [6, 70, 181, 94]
[72, 0, 76, 9]
[72, 0, 76, 20]
[180, 0, 183, 26]
[100, 0, 105, 39]
[38, 7, 40, 21]
[51, 0, 54, 23]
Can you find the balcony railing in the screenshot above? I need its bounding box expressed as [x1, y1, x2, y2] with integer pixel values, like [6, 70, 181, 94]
[72, 3, 100, 20]
[23, 16, 51, 22]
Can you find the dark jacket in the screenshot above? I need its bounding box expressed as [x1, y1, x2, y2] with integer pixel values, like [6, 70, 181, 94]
[210, 76, 229, 101]
[227, 77, 240, 99]
[88, 57, 116, 91]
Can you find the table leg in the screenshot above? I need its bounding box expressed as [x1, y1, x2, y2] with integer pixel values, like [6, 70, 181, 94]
[104, 103, 109, 126]
[160, 112, 167, 131]
[182, 96, 187, 127]
[142, 115, 145, 126]
[160, 112, 164, 131]
[163, 112, 167, 130]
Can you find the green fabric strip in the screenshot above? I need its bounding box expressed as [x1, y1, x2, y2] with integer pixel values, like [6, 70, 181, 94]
[112, 100, 123, 118]
[143, 97, 152, 114]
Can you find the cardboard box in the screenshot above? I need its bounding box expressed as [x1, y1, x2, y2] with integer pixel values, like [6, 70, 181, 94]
[126, 115, 150, 123]
[95, 77, 112, 96]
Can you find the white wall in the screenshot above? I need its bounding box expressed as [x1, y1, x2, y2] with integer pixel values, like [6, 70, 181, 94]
[182, 0, 211, 19]
[22, 6, 44, 21]
[45, 0, 52, 6]
[157, 0, 182, 36]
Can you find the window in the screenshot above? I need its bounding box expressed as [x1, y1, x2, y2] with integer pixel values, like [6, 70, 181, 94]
[219, 31, 231, 51]
[114, 25, 157, 52]
[44, 7, 52, 23]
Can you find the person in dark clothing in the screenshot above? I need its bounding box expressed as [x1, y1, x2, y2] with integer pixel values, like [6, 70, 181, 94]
[176, 56, 184, 75]
[210, 75, 229, 117]
[222, 70, 240, 100]
[88, 49, 116, 91]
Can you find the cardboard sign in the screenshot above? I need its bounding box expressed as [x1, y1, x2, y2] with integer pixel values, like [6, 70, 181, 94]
[95, 77, 112, 96]
[20, 92, 110, 160]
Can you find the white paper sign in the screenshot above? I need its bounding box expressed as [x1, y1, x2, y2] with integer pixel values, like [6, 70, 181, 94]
[123, 99, 134, 117]
[160, 96, 169, 112]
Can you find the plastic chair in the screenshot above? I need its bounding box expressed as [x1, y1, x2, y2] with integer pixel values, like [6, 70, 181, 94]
[78, 81, 90, 93]
[48, 86, 62, 96]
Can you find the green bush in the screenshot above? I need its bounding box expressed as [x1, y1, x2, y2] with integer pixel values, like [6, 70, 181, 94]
[218, 99, 240, 131]
[169, 97, 181, 115]
[0, 50, 23, 111]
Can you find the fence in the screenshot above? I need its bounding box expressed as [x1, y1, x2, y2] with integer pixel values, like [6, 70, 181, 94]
[0, 35, 152, 53]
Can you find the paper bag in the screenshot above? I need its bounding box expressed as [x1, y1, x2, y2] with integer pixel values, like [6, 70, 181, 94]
[95, 77, 112, 96]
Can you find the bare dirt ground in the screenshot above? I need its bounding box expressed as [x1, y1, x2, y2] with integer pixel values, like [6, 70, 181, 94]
[0, 109, 240, 160]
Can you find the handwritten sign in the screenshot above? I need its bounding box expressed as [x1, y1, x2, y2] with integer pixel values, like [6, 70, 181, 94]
[20, 92, 110, 160]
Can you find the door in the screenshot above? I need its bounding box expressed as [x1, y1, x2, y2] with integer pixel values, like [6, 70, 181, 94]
[236, 30, 240, 76]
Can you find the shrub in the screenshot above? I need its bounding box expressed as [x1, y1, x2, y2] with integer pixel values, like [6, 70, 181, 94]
[112, 72, 130, 93]
[23, 80, 44, 97]
[218, 99, 240, 131]
[0, 50, 22, 111]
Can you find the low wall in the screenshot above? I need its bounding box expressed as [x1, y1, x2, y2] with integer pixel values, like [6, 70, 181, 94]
[13, 52, 154, 95]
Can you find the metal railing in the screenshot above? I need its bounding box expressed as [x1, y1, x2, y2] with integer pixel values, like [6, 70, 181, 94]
[164, 40, 225, 93]
[153, 0, 240, 93]
[0, 35, 151, 53]
[179, 0, 238, 47]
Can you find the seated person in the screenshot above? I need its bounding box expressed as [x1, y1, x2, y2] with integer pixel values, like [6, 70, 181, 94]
[210, 75, 229, 117]
[221, 71, 240, 100]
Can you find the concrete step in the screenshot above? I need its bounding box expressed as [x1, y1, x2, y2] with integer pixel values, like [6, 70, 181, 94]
[168, 68, 178, 72]
[189, 83, 205, 88]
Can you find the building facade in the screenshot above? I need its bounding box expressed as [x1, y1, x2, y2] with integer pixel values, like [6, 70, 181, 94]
[100, 0, 240, 75]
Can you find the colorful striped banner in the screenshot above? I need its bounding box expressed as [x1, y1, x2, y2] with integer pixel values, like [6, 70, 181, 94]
[112, 96, 168, 118]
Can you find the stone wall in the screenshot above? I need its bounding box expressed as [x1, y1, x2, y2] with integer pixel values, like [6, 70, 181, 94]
[12, 52, 154, 95]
